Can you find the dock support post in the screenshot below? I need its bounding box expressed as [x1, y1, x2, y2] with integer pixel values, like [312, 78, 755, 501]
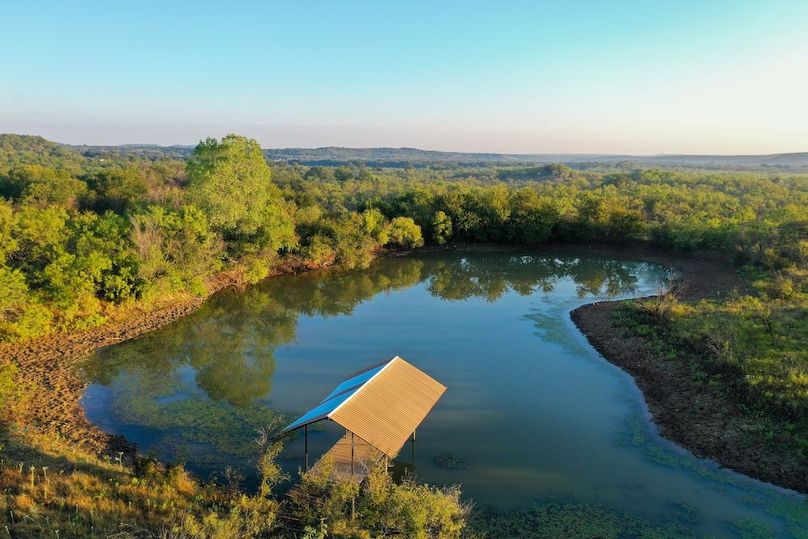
[350, 431, 356, 520]
[411, 429, 416, 466]
[304, 425, 309, 472]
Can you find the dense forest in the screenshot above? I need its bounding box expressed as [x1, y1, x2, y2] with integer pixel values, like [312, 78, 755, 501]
[59, 138, 808, 169]
[2, 134, 806, 339]
[1, 133, 807, 536]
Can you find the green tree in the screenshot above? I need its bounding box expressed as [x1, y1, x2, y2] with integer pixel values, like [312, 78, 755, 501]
[388, 217, 424, 249]
[0, 165, 87, 208]
[131, 205, 222, 296]
[361, 207, 390, 244]
[507, 188, 558, 244]
[0, 199, 17, 262]
[85, 166, 148, 213]
[432, 210, 453, 245]
[187, 135, 295, 255]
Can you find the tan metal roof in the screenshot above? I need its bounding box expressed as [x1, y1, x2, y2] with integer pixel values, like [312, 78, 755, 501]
[283, 356, 447, 458]
[330, 356, 447, 457]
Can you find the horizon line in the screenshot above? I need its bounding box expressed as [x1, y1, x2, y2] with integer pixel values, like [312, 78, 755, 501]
[5, 133, 806, 159]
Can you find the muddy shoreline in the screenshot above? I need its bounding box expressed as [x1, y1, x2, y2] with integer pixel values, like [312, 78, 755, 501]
[3, 244, 805, 495]
[565, 248, 808, 495]
[0, 257, 319, 456]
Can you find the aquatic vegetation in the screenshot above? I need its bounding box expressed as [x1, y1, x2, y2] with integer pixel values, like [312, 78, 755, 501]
[468, 502, 693, 538]
[433, 452, 469, 470]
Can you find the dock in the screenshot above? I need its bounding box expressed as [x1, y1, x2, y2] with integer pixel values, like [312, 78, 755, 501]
[309, 432, 384, 483]
[281, 355, 446, 485]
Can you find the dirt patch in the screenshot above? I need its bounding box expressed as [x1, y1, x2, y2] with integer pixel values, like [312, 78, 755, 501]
[566, 246, 808, 494]
[0, 257, 319, 458]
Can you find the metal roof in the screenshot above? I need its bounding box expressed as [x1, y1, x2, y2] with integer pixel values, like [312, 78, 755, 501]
[281, 356, 447, 457]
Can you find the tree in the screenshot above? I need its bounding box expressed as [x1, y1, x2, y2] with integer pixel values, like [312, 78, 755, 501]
[0, 165, 87, 208]
[506, 188, 558, 244]
[187, 135, 295, 255]
[432, 210, 452, 245]
[85, 166, 148, 213]
[361, 207, 390, 244]
[130, 205, 222, 296]
[0, 199, 17, 263]
[388, 217, 424, 249]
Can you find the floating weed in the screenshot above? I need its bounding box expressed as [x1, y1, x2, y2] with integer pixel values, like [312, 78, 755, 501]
[469, 501, 694, 538]
[732, 518, 774, 539]
[769, 494, 808, 538]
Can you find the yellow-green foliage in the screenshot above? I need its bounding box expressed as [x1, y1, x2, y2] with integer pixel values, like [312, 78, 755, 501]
[289, 460, 468, 538]
[4, 134, 808, 343]
[1, 428, 467, 538]
[1, 134, 428, 342]
[0, 363, 19, 414]
[618, 268, 808, 457]
[187, 134, 296, 256]
[388, 216, 425, 249]
[0, 429, 283, 538]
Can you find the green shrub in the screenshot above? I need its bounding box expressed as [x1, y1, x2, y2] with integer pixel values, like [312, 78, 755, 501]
[0, 363, 19, 414]
[388, 217, 424, 249]
[288, 461, 467, 538]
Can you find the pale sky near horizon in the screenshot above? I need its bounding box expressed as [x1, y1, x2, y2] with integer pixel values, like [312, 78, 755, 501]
[1, 1, 807, 154]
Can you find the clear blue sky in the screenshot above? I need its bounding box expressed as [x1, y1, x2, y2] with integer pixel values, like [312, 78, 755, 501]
[2, 0, 807, 153]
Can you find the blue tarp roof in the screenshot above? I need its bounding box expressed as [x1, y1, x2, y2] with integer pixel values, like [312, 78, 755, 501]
[281, 359, 390, 432]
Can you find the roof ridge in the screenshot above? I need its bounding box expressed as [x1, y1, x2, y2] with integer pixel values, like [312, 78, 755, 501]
[328, 356, 401, 420]
[343, 357, 393, 379]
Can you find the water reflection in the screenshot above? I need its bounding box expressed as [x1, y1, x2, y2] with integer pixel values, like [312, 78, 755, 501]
[87, 254, 645, 403]
[426, 255, 644, 301]
[82, 253, 647, 468]
[86, 255, 653, 468]
[82, 252, 806, 536]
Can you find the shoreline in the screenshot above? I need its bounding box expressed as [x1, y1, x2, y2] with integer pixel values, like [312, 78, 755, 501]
[3, 244, 805, 495]
[566, 248, 808, 495]
[0, 256, 321, 457]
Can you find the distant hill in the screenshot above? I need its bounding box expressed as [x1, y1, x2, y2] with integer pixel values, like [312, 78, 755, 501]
[264, 147, 808, 170]
[66, 143, 195, 161]
[2, 134, 807, 171]
[0, 134, 86, 174]
[625, 152, 808, 170]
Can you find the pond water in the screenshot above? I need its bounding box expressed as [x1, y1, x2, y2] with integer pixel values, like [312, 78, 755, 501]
[82, 252, 807, 537]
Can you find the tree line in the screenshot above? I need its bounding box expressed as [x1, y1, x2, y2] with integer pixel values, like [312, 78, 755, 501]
[1, 133, 807, 342]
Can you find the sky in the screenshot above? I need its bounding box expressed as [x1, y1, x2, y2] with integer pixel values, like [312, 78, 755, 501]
[1, 0, 807, 154]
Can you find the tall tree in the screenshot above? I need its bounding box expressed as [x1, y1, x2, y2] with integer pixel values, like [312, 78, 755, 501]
[186, 134, 295, 255]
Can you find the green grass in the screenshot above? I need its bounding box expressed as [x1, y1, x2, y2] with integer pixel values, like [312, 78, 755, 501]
[614, 268, 808, 460]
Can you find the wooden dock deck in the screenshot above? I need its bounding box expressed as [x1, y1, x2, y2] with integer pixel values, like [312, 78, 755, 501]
[310, 432, 384, 484]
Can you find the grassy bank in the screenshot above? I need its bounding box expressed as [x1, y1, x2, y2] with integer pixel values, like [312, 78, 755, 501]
[573, 252, 808, 494]
[0, 426, 467, 538]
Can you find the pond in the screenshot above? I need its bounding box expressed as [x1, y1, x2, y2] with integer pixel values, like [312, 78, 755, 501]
[81, 252, 807, 537]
